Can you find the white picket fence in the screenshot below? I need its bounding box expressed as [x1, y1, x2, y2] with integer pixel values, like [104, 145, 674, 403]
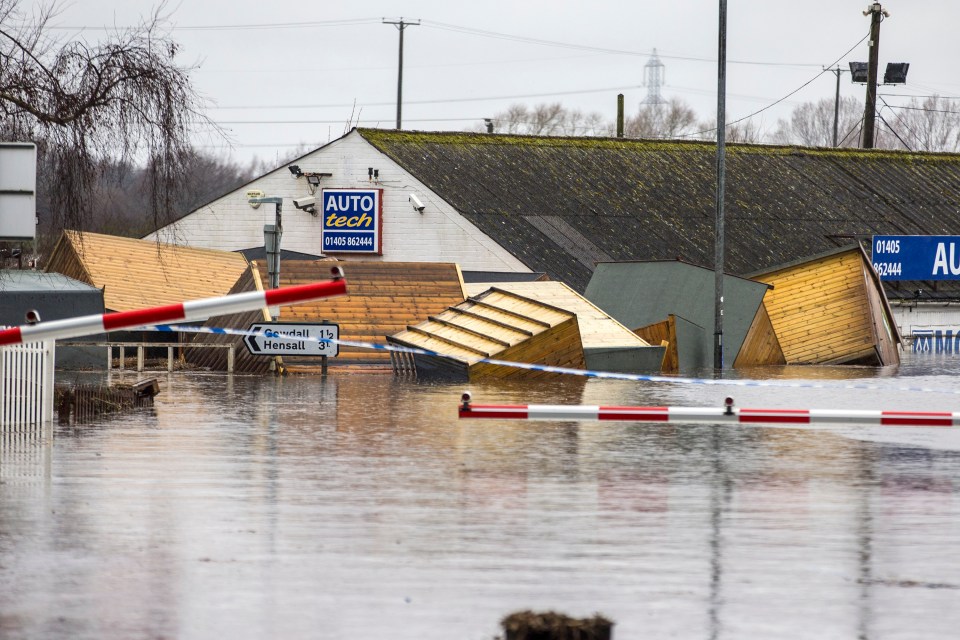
[0, 340, 55, 433]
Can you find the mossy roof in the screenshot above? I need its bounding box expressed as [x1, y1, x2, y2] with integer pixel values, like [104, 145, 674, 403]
[360, 128, 960, 297]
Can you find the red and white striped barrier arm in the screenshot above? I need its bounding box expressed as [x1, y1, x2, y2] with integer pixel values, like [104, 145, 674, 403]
[457, 394, 960, 427]
[0, 268, 347, 346]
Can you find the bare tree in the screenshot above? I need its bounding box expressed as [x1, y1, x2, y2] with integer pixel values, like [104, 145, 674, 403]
[876, 95, 960, 152]
[624, 98, 698, 139]
[0, 0, 208, 250]
[486, 102, 608, 137]
[770, 96, 863, 148]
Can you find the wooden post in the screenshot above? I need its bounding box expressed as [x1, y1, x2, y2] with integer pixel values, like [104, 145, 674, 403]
[168, 346, 174, 372]
[119, 346, 125, 370]
[106, 345, 112, 370]
[227, 346, 235, 373]
[137, 345, 144, 372]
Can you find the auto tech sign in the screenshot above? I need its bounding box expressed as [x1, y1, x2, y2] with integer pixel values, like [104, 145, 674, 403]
[320, 188, 382, 254]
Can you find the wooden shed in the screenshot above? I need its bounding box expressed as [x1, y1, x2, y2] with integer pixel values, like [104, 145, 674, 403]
[387, 288, 585, 380]
[748, 245, 901, 366]
[182, 260, 467, 372]
[464, 280, 663, 373]
[273, 260, 466, 370]
[585, 260, 773, 370]
[44, 230, 250, 312]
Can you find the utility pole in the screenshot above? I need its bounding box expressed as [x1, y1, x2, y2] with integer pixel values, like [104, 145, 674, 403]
[383, 18, 420, 130]
[714, 0, 727, 370]
[861, 3, 886, 149]
[831, 66, 842, 147]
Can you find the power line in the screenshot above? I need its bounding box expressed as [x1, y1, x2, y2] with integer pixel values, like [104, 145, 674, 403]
[421, 20, 822, 68]
[209, 84, 640, 110]
[49, 15, 824, 69]
[680, 30, 870, 139]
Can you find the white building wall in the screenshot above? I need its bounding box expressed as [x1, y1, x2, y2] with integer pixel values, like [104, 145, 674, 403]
[148, 131, 529, 273]
[890, 301, 960, 342]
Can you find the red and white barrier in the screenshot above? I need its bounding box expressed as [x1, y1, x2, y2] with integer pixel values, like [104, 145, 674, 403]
[0, 268, 347, 346]
[457, 394, 960, 427]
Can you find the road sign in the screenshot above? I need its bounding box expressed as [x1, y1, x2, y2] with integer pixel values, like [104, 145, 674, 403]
[872, 235, 960, 281]
[243, 322, 339, 357]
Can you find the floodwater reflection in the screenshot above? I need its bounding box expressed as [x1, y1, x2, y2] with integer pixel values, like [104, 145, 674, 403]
[1, 356, 960, 639]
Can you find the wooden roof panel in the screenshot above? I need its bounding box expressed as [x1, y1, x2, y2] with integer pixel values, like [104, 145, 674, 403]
[45, 230, 249, 312]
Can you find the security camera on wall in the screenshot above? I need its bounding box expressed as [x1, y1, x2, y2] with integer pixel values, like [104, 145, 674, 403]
[409, 193, 425, 213]
[293, 195, 317, 215]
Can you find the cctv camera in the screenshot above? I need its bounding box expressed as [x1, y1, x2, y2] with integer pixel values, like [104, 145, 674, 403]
[24, 309, 41, 325]
[409, 193, 425, 213]
[293, 196, 318, 215]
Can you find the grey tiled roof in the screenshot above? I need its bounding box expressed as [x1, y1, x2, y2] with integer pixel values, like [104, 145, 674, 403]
[361, 129, 960, 299]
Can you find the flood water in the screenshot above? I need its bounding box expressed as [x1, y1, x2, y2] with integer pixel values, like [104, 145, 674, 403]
[3, 354, 960, 639]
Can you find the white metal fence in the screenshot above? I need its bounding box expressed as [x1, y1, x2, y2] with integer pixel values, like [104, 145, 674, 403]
[0, 340, 55, 433]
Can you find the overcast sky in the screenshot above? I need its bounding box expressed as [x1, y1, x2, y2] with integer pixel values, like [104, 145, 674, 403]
[39, 0, 960, 167]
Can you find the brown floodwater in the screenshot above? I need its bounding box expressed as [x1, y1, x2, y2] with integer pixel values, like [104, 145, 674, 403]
[2, 353, 960, 639]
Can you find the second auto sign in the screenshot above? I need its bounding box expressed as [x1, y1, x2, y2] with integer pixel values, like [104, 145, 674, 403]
[872, 235, 960, 280]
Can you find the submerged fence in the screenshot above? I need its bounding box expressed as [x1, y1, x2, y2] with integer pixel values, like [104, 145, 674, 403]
[0, 340, 55, 433]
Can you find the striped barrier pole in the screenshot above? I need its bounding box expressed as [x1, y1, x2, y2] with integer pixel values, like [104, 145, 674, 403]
[457, 394, 960, 427]
[0, 267, 347, 347]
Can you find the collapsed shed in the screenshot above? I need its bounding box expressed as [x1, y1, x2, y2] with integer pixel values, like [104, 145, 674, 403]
[464, 280, 663, 373]
[387, 287, 585, 380]
[748, 245, 901, 366]
[584, 260, 775, 371]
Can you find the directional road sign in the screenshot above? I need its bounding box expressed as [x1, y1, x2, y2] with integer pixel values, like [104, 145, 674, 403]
[244, 322, 339, 357]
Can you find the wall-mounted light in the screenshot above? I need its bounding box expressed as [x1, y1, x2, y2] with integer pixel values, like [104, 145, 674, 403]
[288, 167, 332, 194]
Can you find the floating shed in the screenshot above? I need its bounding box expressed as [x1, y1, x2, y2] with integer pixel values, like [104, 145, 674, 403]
[44, 230, 250, 313]
[387, 288, 585, 380]
[748, 245, 901, 366]
[584, 260, 773, 370]
[185, 260, 467, 372]
[464, 280, 663, 373]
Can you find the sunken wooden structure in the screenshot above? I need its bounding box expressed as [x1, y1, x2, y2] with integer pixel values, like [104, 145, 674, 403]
[56, 378, 160, 425]
[184, 260, 467, 372]
[387, 288, 585, 380]
[748, 245, 901, 365]
[44, 230, 250, 312]
[465, 280, 663, 373]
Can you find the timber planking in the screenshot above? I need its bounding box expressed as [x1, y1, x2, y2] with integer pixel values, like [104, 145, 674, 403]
[44, 230, 250, 313]
[262, 260, 467, 368]
[388, 288, 585, 380]
[751, 245, 900, 365]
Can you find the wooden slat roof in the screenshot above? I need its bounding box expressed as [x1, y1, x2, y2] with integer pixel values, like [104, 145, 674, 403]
[389, 288, 577, 367]
[263, 260, 467, 365]
[45, 231, 250, 312]
[360, 129, 960, 297]
[464, 280, 651, 350]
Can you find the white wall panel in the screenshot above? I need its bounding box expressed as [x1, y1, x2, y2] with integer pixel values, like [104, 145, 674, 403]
[147, 131, 529, 273]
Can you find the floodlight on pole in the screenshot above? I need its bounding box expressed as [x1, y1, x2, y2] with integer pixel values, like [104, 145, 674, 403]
[848, 62, 869, 83]
[883, 62, 909, 84]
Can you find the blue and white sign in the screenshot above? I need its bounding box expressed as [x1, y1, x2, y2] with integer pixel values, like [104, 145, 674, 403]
[872, 235, 960, 281]
[321, 188, 382, 254]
